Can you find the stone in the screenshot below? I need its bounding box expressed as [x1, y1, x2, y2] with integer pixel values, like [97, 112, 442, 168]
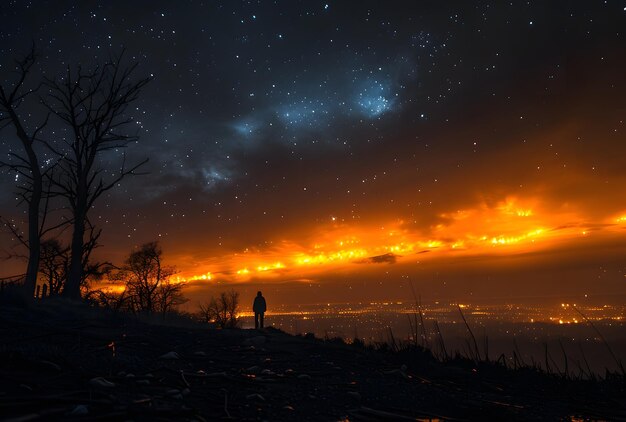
[159, 351, 180, 360]
[89, 377, 115, 388]
[246, 393, 265, 402]
[243, 336, 266, 346]
[68, 405, 89, 416]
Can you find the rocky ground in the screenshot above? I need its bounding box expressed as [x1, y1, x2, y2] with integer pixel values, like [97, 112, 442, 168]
[1, 302, 625, 421]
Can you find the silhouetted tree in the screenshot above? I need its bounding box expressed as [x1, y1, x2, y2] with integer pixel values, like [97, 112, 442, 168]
[38, 238, 68, 296]
[119, 241, 185, 315]
[77, 220, 115, 293]
[37, 222, 112, 297]
[199, 290, 240, 328]
[43, 53, 150, 299]
[0, 46, 52, 299]
[156, 278, 188, 316]
[84, 288, 129, 311]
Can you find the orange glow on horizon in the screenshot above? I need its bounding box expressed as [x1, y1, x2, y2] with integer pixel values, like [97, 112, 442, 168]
[177, 272, 212, 283]
[167, 198, 626, 284]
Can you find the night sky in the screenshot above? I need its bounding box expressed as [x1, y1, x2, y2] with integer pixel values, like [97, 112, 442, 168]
[1, 1, 626, 306]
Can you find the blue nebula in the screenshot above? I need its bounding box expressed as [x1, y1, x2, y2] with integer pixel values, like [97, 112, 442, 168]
[202, 166, 233, 190]
[277, 102, 330, 128]
[355, 80, 396, 118]
[232, 119, 260, 137]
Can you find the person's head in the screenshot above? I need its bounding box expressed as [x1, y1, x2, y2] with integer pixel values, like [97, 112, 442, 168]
[257, 291, 262, 297]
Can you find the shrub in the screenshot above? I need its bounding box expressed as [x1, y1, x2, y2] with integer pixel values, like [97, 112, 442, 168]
[199, 289, 239, 328]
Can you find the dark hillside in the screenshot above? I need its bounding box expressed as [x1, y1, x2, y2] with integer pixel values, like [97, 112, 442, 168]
[1, 303, 624, 421]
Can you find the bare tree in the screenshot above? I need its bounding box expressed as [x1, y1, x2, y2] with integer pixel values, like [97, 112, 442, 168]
[0, 47, 51, 299]
[199, 290, 240, 328]
[156, 278, 188, 316]
[38, 238, 69, 296]
[84, 288, 129, 311]
[119, 241, 184, 315]
[43, 53, 150, 299]
[77, 220, 115, 293]
[37, 221, 112, 297]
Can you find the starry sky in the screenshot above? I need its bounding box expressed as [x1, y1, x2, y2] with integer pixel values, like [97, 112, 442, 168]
[1, 1, 626, 306]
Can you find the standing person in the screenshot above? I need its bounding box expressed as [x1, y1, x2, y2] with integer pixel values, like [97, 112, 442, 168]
[253, 291, 267, 329]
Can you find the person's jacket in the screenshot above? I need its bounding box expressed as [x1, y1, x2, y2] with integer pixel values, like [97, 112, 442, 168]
[253, 296, 266, 313]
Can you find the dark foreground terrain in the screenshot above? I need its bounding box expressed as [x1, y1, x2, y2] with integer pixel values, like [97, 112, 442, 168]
[1, 302, 624, 421]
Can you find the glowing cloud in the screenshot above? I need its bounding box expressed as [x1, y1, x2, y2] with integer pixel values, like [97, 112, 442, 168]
[176, 195, 622, 284]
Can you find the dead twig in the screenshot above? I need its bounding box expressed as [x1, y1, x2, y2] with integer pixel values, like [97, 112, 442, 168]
[458, 305, 480, 362]
[221, 388, 232, 419]
[573, 306, 625, 376]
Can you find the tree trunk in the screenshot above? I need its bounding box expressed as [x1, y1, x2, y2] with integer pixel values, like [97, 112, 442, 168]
[64, 215, 85, 299]
[6, 106, 43, 302]
[63, 181, 86, 300]
[23, 175, 42, 299]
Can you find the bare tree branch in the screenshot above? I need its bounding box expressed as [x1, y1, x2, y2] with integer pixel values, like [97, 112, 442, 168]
[0, 45, 48, 299]
[41, 51, 151, 299]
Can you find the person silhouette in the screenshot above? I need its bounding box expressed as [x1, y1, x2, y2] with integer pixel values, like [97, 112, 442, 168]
[253, 291, 267, 329]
